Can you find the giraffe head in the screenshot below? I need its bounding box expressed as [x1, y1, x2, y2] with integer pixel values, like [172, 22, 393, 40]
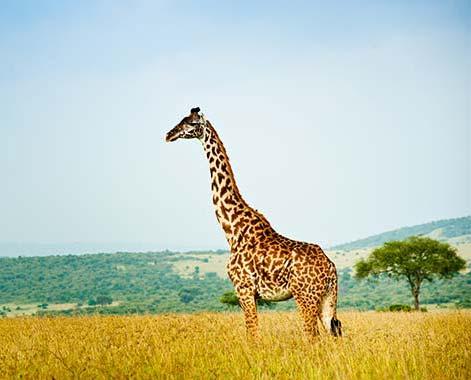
[166, 107, 207, 142]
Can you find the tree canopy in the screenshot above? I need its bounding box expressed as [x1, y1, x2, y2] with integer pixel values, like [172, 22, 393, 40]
[354, 236, 466, 309]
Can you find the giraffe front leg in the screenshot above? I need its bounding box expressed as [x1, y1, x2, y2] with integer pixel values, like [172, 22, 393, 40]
[237, 289, 259, 339]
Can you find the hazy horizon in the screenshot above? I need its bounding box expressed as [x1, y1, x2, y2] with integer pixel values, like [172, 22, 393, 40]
[1, 1, 470, 256]
[0, 214, 468, 257]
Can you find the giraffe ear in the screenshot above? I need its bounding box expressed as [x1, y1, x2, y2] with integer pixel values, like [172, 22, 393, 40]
[190, 107, 200, 114]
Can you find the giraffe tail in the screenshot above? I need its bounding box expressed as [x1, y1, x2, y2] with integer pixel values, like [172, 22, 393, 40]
[321, 267, 342, 337]
[330, 318, 342, 337]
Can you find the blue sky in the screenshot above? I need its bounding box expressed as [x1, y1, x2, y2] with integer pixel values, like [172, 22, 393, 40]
[1, 1, 470, 254]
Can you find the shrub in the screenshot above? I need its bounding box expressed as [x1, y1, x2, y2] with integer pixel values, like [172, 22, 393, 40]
[88, 296, 113, 306]
[179, 288, 200, 304]
[220, 291, 239, 306]
[376, 304, 413, 312]
[95, 295, 113, 305]
[455, 299, 471, 309]
[389, 304, 412, 312]
[219, 291, 275, 309]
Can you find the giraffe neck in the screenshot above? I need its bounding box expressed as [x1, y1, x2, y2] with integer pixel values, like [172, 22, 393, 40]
[201, 122, 251, 246]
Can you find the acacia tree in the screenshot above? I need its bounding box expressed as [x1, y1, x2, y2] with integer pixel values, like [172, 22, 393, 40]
[354, 236, 466, 310]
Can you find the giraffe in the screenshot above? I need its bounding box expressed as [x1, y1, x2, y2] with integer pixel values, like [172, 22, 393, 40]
[166, 107, 342, 339]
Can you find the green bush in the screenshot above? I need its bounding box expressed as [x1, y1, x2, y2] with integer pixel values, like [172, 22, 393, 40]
[95, 295, 113, 305]
[219, 291, 275, 309]
[455, 298, 471, 309]
[220, 291, 239, 306]
[377, 304, 412, 312]
[389, 304, 412, 312]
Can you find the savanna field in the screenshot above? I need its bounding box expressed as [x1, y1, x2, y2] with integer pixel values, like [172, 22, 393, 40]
[1, 310, 470, 379]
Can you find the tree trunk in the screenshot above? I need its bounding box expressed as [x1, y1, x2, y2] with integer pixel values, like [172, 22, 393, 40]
[413, 291, 419, 310]
[411, 281, 420, 311]
[408, 276, 423, 311]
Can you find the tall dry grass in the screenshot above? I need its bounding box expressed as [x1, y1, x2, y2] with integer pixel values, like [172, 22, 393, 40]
[0, 311, 469, 379]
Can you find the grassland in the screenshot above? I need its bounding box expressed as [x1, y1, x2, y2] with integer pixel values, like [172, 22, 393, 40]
[1, 311, 469, 379]
[0, 301, 123, 317]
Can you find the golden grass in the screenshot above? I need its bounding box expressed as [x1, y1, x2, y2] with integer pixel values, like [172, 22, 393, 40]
[0, 311, 470, 379]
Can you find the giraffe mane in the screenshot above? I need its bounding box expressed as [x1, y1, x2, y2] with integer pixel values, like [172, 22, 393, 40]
[205, 120, 272, 227]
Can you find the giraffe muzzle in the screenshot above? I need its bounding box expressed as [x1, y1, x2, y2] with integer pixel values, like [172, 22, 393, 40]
[165, 133, 178, 142]
[165, 127, 181, 142]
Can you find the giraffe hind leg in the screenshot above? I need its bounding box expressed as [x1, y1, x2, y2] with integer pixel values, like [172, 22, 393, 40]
[293, 293, 321, 339]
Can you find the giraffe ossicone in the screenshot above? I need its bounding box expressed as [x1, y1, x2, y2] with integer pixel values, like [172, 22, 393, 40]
[166, 107, 342, 339]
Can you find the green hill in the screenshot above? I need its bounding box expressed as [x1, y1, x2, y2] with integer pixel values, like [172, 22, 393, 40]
[0, 250, 234, 316]
[1, 216, 469, 317]
[332, 216, 471, 251]
[0, 248, 469, 317]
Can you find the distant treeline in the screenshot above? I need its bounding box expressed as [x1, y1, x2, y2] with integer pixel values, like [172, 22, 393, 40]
[0, 250, 469, 316]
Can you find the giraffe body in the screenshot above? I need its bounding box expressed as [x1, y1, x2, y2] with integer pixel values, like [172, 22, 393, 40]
[166, 108, 342, 339]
